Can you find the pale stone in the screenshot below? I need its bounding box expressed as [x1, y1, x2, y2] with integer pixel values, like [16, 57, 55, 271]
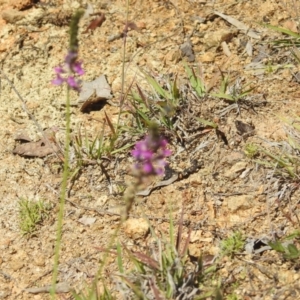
[9, 260, 24, 271]
[226, 195, 253, 212]
[188, 243, 201, 257]
[123, 218, 149, 240]
[199, 52, 215, 62]
[34, 256, 46, 267]
[2, 9, 25, 23]
[203, 29, 234, 48]
[224, 161, 248, 179]
[190, 230, 202, 243]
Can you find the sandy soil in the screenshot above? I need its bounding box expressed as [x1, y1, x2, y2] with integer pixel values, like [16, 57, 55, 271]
[1, 0, 300, 299]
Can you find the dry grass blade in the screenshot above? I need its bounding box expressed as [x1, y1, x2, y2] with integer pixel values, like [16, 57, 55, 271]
[104, 112, 115, 135]
[131, 251, 160, 270]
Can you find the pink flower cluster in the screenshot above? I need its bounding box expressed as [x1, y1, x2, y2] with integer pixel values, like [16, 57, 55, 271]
[52, 51, 84, 91]
[131, 134, 171, 176]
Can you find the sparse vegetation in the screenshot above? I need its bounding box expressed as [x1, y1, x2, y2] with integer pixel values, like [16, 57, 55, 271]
[220, 232, 245, 258]
[18, 198, 51, 235]
[269, 231, 300, 260]
[3, 1, 300, 299]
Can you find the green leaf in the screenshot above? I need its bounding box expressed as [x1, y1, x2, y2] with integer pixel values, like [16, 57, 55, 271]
[196, 117, 218, 128]
[285, 230, 300, 240]
[144, 73, 170, 100]
[171, 74, 180, 101]
[269, 241, 286, 253]
[262, 23, 300, 38]
[117, 242, 124, 273]
[287, 244, 300, 257]
[212, 92, 235, 101]
[184, 63, 205, 97]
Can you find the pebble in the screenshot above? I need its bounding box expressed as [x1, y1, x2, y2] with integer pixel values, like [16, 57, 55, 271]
[2, 9, 25, 24]
[123, 218, 149, 240]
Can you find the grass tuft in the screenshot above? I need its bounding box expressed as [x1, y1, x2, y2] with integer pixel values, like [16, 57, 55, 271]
[18, 198, 51, 235]
[220, 232, 245, 258]
[114, 212, 221, 299]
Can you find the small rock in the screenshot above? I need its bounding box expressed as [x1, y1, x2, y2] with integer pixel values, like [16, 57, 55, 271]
[123, 218, 149, 240]
[224, 161, 248, 179]
[96, 195, 108, 206]
[2, 9, 25, 23]
[12, 0, 35, 10]
[203, 29, 235, 49]
[34, 256, 46, 267]
[226, 195, 253, 212]
[0, 289, 11, 299]
[24, 8, 44, 25]
[78, 216, 97, 226]
[70, 1, 80, 9]
[9, 260, 24, 271]
[199, 52, 215, 62]
[188, 244, 201, 257]
[164, 49, 181, 63]
[180, 40, 195, 62]
[283, 20, 298, 33]
[136, 21, 146, 30]
[190, 230, 202, 243]
[221, 152, 244, 165]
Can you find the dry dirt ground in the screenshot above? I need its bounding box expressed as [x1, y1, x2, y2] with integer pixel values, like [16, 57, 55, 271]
[1, 0, 300, 299]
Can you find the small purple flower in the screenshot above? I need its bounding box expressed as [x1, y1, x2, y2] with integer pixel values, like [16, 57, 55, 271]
[52, 51, 84, 91]
[131, 134, 171, 176]
[73, 62, 84, 76]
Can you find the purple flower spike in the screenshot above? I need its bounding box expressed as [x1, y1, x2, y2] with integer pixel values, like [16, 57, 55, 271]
[52, 75, 64, 86]
[51, 51, 84, 91]
[65, 51, 77, 66]
[54, 66, 64, 75]
[131, 133, 171, 176]
[73, 62, 84, 76]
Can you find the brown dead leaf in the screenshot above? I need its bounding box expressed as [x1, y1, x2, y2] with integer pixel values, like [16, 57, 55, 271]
[84, 12, 106, 33]
[13, 130, 59, 158]
[124, 21, 140, 33]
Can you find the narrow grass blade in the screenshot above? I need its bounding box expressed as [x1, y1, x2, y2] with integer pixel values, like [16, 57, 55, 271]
[262, 23, 300, 38]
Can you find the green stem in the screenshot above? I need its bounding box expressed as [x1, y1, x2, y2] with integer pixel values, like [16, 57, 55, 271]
[51, 87, 71, 298]
[116, 0, 129, 134]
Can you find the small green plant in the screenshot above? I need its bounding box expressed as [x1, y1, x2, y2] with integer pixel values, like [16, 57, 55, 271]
[255, 147, 300, 179]
[196, 117, 218, 129]
[264, 61, 293, 74]
[244, 143, 259, 158]
[73, 283, 115, 300]
[116, 211, 220, 299]
[212, 74, 254, 103]
[263, 23, 300, 47]
[269, 231, 300, 260]
[128, 72, 182, 131]
[18, 198, 51, 235]
[226, 294, 240, 300]
[220, 232, 244, 257]
[196, 117, 228, 143]
[184, 62, 206, 98]
[127, 63, 207, 134]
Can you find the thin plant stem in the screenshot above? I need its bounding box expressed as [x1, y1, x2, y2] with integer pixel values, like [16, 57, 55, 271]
[91, 0, 131, 279]
[116, 0, 129, 133]
[51, 87, 71, 298]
